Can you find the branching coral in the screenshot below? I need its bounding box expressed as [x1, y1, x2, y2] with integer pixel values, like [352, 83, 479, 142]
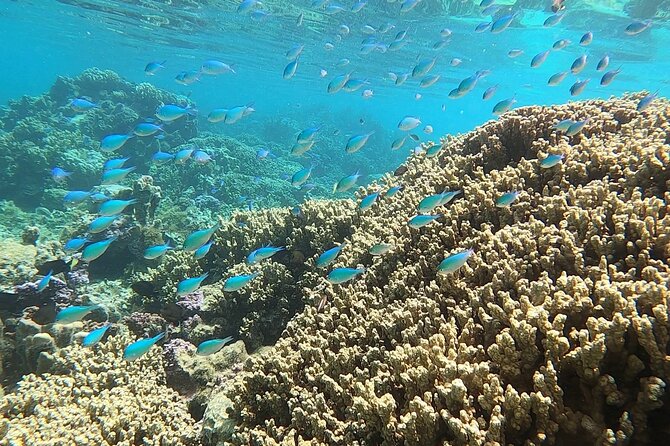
[0, 330, 200, 446]
[204, 94, 670, 445]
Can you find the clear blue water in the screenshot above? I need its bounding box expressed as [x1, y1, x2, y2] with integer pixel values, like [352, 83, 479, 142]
[1, 0, 667, 141]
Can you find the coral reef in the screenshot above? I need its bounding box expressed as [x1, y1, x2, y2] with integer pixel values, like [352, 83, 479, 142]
[199, 94, 670, 445]
[0, 330, 200, 445]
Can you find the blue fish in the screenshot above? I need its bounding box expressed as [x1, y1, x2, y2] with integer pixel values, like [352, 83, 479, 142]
[51, 167, 72, 182]
[223, 273, 260, 292]
[88, 216, 117, 234]
[64, 237, 88, 253]
[64, 190, 90, 205]
[152, 150, 175, 164]
[70, 97, 97, 112]
[291, 165, 313, 187]
[540, 154, 564, 168]
[89, 192, 110, 203]
[386, 185, 403, 197]
[103, 157, 130, 171]
[490, 13, 516, 33]
[496, 191, 520, 207]
[438, 249, 474, 274]
[101, 167, 136, 185]
[83, 323, 111, 347]
[196, 336, 234, 356]
[580, 31, 593, 45]
[193, 150, 212, 164]
[359, 192, 380, 210]
[408, 214, 441, 229]
[134, 122, 163, 137]
[327, 267, 365, 284]
[143, 244, 173, 260]
[156, 104, 196, 122]
[123, 332, 166, 361]
[98, 199, 137, 217]
[183, 224, 219, 252]
[283, 59, 299, 80]
[624, 20, 652, 36]
[194, 242, 213, 260]
[177, 273, 209, 296]
[100, 134, 134, 152]
[175, 148, 195, 163]
[81, 237, 116, 262]
[55, 304, 101, 324]
[531, 50, 551, 68]
[316, 244, 345, 268]
[247, 246, 285, 264]
[296, 127, 320, 144]
[637, 91, 658, 111]
[37, 270, 53, 292]
[145, 60, 166, 75]
[291, 206, 304, 218]
[569, 79, 590, 97]
[565, 119, 588, 136]
[333, 172, 361, 193]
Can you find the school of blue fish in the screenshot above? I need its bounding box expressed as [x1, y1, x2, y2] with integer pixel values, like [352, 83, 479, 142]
[36, 0, 660, 362]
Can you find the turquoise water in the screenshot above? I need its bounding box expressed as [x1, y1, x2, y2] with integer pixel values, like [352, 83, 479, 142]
[1, 0, 667, 140]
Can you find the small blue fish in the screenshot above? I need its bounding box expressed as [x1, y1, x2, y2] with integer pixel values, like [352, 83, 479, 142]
[475, 21, 491, 32]
[327, 267, 365, 284]
[64, 237, 88, 253]
[70, 98, 97, 112]
[547, 71, 568, 86]
[291, 206, 304, 218]
[570, 54, 588, 74]
[316, 244, 345, 268]
[580, 31, 593, 45]
[438, 249, 474, 274]
[193, 150, 212, 164]
[296, 127, 320, 144]
[194, 242, 214, 260]
[156, 104, 196, 122]
[81, 237, 116, 262]
[552, 39, 571, 50]
[543, 12, 564, 27]
[196, 336, 235, 356]
[398, 116, 421, 131]
[123, 332, 166, 361]
[418, 190, 459, 213]
[98, 199, 137, 217]
[145, 60, 166, 75]
[637, 91, 658, 111]
[391, 136, 407, 151]
[256, 148, 273, 159]
[386, 185, 403, 197]
[482, 85, 498, 100]
[540, 154, 564, 168]
[64, 190, 90, 205]
[369, 243, 394, 256]
[184, 225, 219, 251]
[88, 216, 117, 233]
[175, 70, 201, 85]
[177, 273, 209, 296]
[101, 167, 136, 185]
[37, 270, 53, 292]
[51, 167, 72, 182]
[408, 214, 441, 229]
[412, 57, 437, 78]
[345, 132, 374, 154]
[359, 192, 380, 210]
[600, 68, 621, 86]
[327, 72, 352, 93]
[596, 55, 610, 71]
[496, 191, 519, 207]
[152, 150, 175, 164]
[103, 157, 130, 171]
[223, 273, 260, 292]
[247, 246, 285, 265]
[531, 50, 551, 68]
[283, 59, 299, 80]
[175, 148, 195, 163]
[83, 323, 111, 347]
[143, 244, 173, 260]
[55, 304, 101, 324]
[624, 20, 652, 36]
[291, 165, 313, 187]
[490, 13, 516, 33]
[565, 120, 588, 136]
[569, 79, 590, 97]
[100, 134, 133, 151]
[492, 97, 517, 115]
[134, 122, 163, 137]
[553, 119, 574, 132]
[333, 172, 361, 193]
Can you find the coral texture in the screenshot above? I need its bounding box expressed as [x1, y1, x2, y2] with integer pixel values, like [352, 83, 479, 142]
[205, 94, 670, 445]
[0, 331, 200, 446]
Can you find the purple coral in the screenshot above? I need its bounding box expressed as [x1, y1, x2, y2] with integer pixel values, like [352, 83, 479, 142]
[124, 312, 167, 337]
[176, 291, 204, 317]
[162, 338, 197, 395]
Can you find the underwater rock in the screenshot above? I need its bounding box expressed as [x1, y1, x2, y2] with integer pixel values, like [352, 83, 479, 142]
[202, 94, 670, 445]
[20, 226, 39, 246]
[132, 175, 162, 225]
[0, 239, 38, 287]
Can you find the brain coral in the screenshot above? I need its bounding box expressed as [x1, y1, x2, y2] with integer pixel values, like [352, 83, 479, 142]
[205, 94, 670, 445]
[0, 330, 200, 446]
